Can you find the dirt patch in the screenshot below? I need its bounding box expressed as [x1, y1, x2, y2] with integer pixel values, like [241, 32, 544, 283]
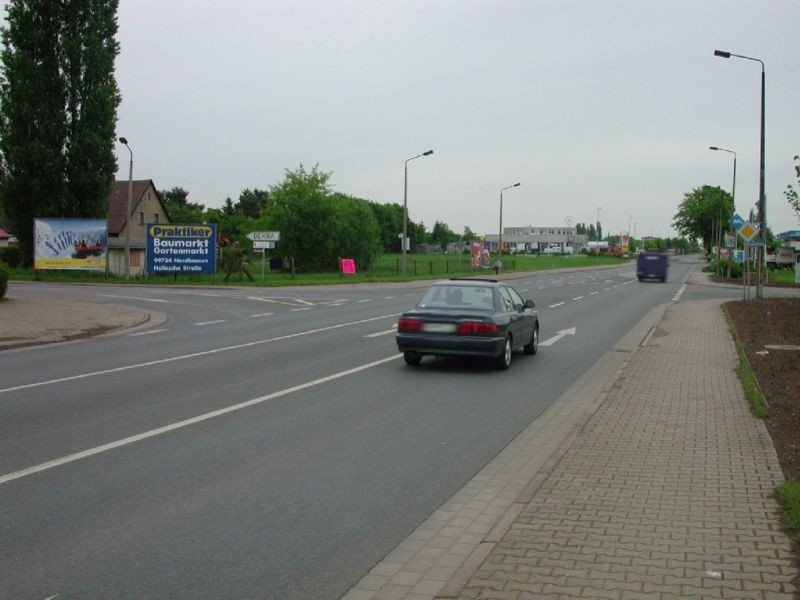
[725, 298, 800, 482]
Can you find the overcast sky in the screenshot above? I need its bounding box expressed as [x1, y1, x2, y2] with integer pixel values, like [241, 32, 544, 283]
[19, 1, 800, 238]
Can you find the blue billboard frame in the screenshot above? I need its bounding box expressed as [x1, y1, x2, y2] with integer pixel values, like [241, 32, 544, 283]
[146, 223, 217, 274]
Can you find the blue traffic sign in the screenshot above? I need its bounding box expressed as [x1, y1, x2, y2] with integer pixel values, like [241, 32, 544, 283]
[731, 213, 745, 230]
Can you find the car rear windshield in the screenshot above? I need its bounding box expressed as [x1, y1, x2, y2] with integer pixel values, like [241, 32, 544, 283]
[418, 285, 494, 310]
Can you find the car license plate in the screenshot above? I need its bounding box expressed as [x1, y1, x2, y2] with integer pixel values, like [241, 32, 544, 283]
[423, 322, 456, 333]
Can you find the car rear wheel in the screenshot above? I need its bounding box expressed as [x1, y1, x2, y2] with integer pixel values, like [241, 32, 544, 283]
[404, 351, 422, 366]
[523, 325, 538, 355]
[495, 337, 512, 370]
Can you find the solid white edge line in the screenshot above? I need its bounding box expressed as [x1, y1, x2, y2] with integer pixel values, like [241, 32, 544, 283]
[0, 313, 401, 394]
[0, 354, 402, 486]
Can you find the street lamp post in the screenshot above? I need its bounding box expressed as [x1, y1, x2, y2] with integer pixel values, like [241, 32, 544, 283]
[709, 145, 737, 278]
[627, 216, 632, 255]
[402, 149, 434, 277]
[498, 183, 520, 270]
[119, 137, 133, 278]
[714, 49, 765, 298]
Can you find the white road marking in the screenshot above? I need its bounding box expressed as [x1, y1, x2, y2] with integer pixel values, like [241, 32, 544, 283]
[384, 296, 396, 299]
[0, 355, 402, 485]
[357, 299, 372, 303]
[364, 325, 397, 338]
[97, 294, 168, 303]
[590, 291, 598, 295]
[128, 329, 169, 337]
[290, 308, 311, 312]
[0, 313, 401, 394]
[540, 327, 577, 347]
[247, 312, 274, 318]
[245, 296, 292, 305]
[572, 296, 584, 301]
[194, 320, 226, 326]
[549, 302, 565, 308]
[672, 284, 687, 303]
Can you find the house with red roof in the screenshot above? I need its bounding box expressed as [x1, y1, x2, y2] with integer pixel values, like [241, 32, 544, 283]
[0, 227, 10, 248]
[106, 180, 170, 275]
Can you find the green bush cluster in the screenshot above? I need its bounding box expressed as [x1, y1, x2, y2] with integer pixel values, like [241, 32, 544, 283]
[0, 260, 10, 299]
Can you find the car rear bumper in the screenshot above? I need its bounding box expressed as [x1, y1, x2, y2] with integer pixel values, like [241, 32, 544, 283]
[396, 333, 506, 357]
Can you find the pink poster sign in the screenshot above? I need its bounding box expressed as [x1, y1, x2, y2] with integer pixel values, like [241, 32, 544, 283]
[340, 258, 356, 274]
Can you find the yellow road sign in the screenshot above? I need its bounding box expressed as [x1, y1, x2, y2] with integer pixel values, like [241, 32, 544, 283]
[737, 222, 758, 241]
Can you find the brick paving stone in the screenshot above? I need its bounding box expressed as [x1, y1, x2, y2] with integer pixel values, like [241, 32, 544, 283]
[455, 300, 799, 599]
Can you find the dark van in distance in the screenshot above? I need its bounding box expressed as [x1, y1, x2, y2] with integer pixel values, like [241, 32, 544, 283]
[637, 252, 668, 282]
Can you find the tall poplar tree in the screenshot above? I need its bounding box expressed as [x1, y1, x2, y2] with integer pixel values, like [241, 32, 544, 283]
[0, 0, 121, 265]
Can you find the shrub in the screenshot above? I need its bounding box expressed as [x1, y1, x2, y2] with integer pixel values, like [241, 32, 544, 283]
[718, 259, 743, 278]
[0, 260, 9, 299]
[0, 246, 21, 268]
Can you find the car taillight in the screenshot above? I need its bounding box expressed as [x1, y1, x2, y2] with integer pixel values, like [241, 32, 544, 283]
[456, 321, 498, 335]
[397, 318, 424, 332]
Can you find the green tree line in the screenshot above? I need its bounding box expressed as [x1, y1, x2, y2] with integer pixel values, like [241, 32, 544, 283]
[159, 165, 476, 271]
[0, 0, 121, 265]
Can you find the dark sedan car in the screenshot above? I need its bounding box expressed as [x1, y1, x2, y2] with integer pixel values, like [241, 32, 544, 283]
[396, 278, 539, 370]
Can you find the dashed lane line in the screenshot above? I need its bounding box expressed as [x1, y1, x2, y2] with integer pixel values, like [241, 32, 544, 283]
[129, 329, 169, 337]
[0, 313, 401, 395]
[364, 325, 397, 338]
[97, 294, 169, 303]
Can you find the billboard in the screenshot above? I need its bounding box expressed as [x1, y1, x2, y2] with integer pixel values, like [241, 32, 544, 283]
[34, 218, 108, 271]
[146, 223, 217, 274]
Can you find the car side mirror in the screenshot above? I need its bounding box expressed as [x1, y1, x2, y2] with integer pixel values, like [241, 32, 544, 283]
[525, 299, 535, 309]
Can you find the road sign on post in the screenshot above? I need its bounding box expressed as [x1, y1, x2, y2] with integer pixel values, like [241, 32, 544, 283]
[247, 231, 280, 242]
[252, 241, 275, 249]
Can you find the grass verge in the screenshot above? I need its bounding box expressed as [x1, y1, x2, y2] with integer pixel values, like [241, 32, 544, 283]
[723, 303, 798, 585]
[776, 480, 800, 546]
[722, 304, 768, 418]
[9, 254, 630, 287]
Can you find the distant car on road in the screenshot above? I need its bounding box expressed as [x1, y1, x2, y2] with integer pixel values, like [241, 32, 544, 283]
[637, 251, 668, 282]
[396, 279, 539, 370]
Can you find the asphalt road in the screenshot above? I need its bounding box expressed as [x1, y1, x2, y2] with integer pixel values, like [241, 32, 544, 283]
[0, 256, 739, 599]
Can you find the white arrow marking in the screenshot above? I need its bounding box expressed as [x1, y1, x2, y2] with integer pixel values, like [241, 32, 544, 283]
[539, 327, 577, 347]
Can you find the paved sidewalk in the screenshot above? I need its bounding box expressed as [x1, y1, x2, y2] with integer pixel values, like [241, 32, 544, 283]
[0, 294, 151, 350]
[453, 300, 797, 599]
[344, 299, 798, 599]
